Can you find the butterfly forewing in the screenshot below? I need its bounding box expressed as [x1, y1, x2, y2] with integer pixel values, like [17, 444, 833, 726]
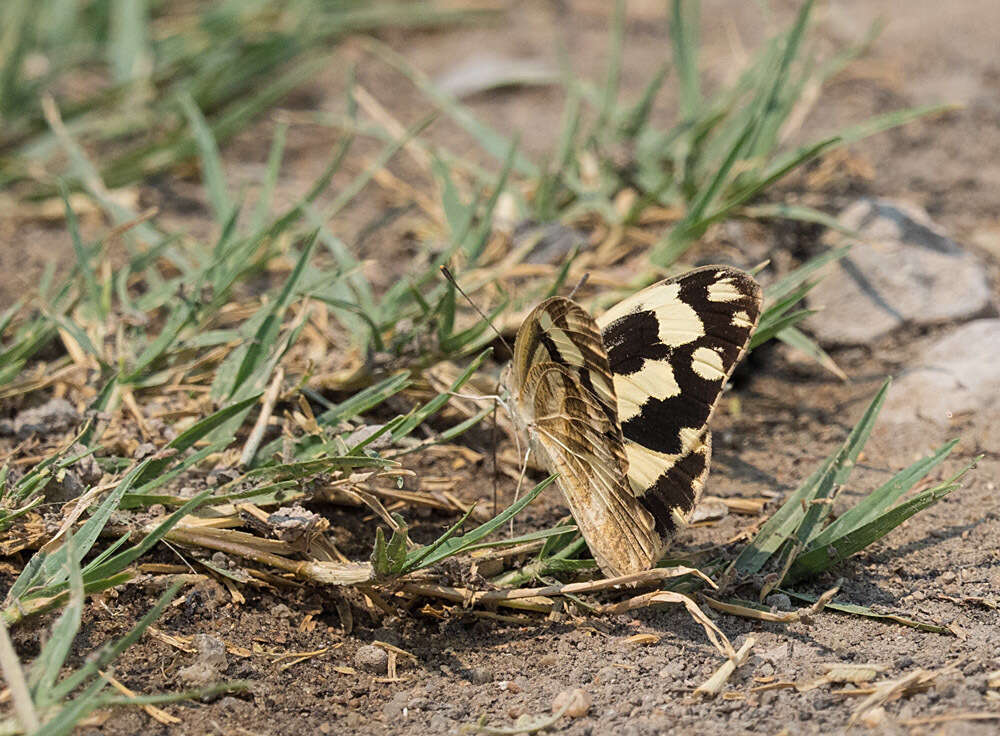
[596, 266, 762, 536]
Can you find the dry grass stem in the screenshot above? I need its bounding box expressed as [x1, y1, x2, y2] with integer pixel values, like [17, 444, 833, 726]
[101, 671, 181, 725]
[694, 637, 756, 696]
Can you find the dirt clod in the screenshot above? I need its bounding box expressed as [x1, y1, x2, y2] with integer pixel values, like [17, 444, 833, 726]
[354, 644, 388, 674]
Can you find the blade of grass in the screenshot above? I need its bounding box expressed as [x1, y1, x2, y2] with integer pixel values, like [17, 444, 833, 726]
[403, 475, 556, 572]
[179, 90, 233, 223]
[776, 326, 846, 380]
[807, 439, 959, 550]
[107, 0, 149, 84]
[779, 590, 950, 633]
[360, 37, 538, 177]
[670, 0, 701, 120]
[786, 458, 976, 583]
[790, 379, 891, 549]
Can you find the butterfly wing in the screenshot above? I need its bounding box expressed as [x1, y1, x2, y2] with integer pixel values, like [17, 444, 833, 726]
[508, 297, 661, 576]
[596, 266, 762, 537]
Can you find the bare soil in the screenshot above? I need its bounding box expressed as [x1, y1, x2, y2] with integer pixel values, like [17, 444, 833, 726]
[4, 2, 999, 734]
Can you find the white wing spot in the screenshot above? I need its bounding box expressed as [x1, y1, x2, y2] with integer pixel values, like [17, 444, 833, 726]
[613, 361, 680, 422]
[691, 346, 725, 381]
[731, 310, 753, 328]
[707, 277, 742, 303]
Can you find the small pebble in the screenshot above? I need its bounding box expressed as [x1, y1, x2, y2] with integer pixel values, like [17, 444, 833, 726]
[354, 645, 388, 674]
[133, 442, 157, 459]
[552, 688, 592, 718]
[14, 398, 80, 438]
[271, 603, 294, 619]
[765, 593, 792, 611]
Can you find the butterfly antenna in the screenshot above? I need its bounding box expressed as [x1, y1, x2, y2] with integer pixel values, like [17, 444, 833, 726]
[440, 265, 513, 355]
[567, 272, 590, 300]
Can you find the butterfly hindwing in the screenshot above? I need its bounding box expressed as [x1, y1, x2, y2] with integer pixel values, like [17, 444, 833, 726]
[507, 297, 661, 576]
[595, 266, 762, 536]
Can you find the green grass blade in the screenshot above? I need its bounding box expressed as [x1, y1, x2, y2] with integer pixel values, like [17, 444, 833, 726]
[744, 0, 814, 158]
[34, 678, 108, 736]
[670, 0, 701, 120]
[835, 103, 954, 146]
[749, 309, 816, 349]
[765, 245, 850, 303]
[28, 459, 151, 591]
[466, 137, 519, 259]
[776, 325, 846, 380]
[49, 583, 183, 702]
[390, 350, 491, 440]
[179, 90, 232, 223]
[786, 460, 974, 584]
[60, 182, 103, 317]
[726, 456, 832, 578]
[230, 232, 317, 397]
[741, 204, 861, 238]
[0, 0, 32, 116]
[404, 475, 556, 571]
[250, 121, 288, 233]
[107, 0, 149, 83]
[29, 533, 84, 706]
[728, 381, 890, 578]
[779, 590, 950, 633]
[82, 492, 213, 583]
[806, 439, 960, 550]
[791, 379, 891, 548]
[460, 525, 578, 554]
[133, 395, 261, 486]
[594, 0, 626, 137]
[619, 60, 670, 139]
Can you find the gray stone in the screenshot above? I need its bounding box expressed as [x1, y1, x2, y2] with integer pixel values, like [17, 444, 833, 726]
[689, 499, 728, 523]
[873, 319, 1000, 453]
[806, 199, 992, 346]
[14, 398, 80, 438]
[382, 691, 409, 720]
[44, 469, 84, 504]
[765, 593, 792, 611]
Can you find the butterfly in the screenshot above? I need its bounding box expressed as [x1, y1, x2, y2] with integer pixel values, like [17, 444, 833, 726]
[501, 266, 762, 577]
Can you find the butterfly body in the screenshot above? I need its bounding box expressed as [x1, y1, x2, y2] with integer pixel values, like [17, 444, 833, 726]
[502, 266, 762, 577]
